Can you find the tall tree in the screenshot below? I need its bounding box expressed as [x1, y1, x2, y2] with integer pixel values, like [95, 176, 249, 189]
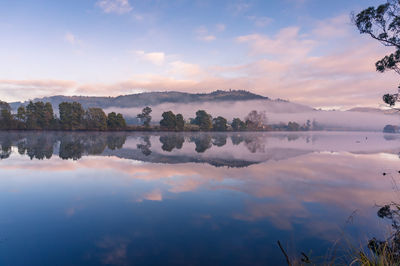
[137, 106, 152, 127]
[212, 116, 228, 131]
[353, 1, 400, 107]
[176, 114, 185, 131]
[0, 101, 11, 112]
[107, 112, 127, 130]
[160, 111, 176, 130]
[231, 118, 247, 131]
[59, 102, 84, 130]
[193, 110, 212, 131]
[245, 110, 267, 131]
[84, 108, 108, 130]
[0, 101, 15, 130]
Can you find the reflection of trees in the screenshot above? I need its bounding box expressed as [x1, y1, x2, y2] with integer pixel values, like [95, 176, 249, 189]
[83, 134, 107, 155]
[107, 135, 126, 150]
[0, 137, 11, 159]
[190, 134, 212, 153]
[159, 134, 184, 152]
[137, 136, 152, 156]
[0, 132, 128, 161]
[384, 135, 398, 141]
[244, 135, 265, 153]
[231, 134, 244, 145]
[287, 135, 299, 142]
[26, 135, 54, 160]
[59, 136, 84, 160]
[60, 133, 128, 160]
[212, 134, 227, 147]
[15, 134, 56, 160]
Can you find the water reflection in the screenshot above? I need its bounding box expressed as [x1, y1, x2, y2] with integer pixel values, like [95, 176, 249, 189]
[159, 134, 184, 152]
[2, 131, 400, 168]
[1, 132, 400, 264]
[137, 136, 152, 156]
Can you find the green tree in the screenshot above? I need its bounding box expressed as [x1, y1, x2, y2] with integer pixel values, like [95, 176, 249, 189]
[193, 110, 212, 131]
[137, 106, 152, 127]
[59, 102, 85, 130]
[212, 116, 228, 131]
[231, 118, 247, 131]
[17, 106, 26, 122]
[27, 101, 54, 129]
[287, 121, 300, 131]
[26, 101, 38, 129]
[176, 114, 185, 131]
[353, 1, 400, 107]
[160, 111, 176, 130]
[0, 101, 10, 112]
[107, 112, 127, 130]
[0, 101, 13, 129]
[85, 108, 108, 130]
[0, 109, 13, 129]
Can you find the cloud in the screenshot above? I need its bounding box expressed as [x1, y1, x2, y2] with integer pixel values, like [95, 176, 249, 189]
[0, 79, 78, 102]
[96, 0, 132, 14]
[168, 61, 206, 79]
[229, 1, 251, 14]
[2, 14, 398, 109]
[237, 27, 316, 59]
[199, 35, 216, 42]
[64, 32, 76, 44]
[216, 24, 226, 32]
[195, 26, 217, 42]
[135, 51, 165, 66]
[247, 16, 273, 27]
[312, 14, 351, 39]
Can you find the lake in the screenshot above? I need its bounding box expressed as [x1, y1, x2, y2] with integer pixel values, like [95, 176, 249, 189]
[0, 131, 399, 265]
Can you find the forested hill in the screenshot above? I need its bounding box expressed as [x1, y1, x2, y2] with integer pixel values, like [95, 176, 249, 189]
[10, 90, 269, 110]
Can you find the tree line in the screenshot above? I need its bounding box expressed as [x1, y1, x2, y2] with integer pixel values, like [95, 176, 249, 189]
[0, 100, 127, 131]
[137, 106, 322, 132]
[0, 100, 322, 132]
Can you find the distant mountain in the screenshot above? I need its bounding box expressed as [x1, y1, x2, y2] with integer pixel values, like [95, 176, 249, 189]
[9, 90, 269, 110]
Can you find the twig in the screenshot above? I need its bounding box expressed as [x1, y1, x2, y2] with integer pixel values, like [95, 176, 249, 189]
[278, 240, 292, 266]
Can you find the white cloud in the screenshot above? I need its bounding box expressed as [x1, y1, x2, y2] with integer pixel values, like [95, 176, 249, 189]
[168, 61, 205, 79]
[237, 27, 315, 59]
[195, 26, 217, 42]
[216, 24, 226, 32]
[247, 16, 273, 27]
[96, 0, 132, 14]
[135, 51, 165, 66]
[200, 35, 216, 42]
[229, 1, 251, 14]
[64, 32, 76, 44]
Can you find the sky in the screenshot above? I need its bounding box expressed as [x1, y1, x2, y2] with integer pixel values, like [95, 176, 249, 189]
[0, 0, 397, 109]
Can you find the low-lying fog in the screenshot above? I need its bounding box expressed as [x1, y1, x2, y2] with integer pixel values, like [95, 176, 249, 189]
[104, 100, 400, 131]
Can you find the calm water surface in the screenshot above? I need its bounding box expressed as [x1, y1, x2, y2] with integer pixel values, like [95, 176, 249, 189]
[0, 131, 400, 265]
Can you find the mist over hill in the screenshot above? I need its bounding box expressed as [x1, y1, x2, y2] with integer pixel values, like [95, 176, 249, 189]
[9, 90, 270, 110]
[8, 90, 400, 131]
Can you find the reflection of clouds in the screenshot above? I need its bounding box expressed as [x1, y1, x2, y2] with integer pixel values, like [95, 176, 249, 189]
[65, 204, 84, 218]
[2, 144, 400, 240]
[96, 236, 129, 265]
[65, 207, 76, 217]
[137, 189, 163, 202]
[233, 201, 308, 230]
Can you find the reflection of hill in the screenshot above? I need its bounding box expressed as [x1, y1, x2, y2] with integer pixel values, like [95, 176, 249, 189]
[0, 131, 314, 168]
[102, 147, 311, 168]
[3, 131, 400, 167]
